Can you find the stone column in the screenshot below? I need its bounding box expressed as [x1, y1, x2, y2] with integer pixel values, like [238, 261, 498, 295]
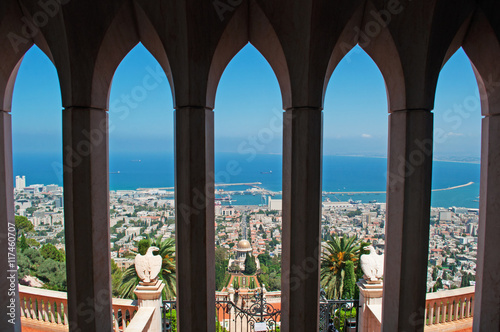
[382, 110, 433, 332]
[358, 281, 383, 332]
[473, 114, 500, 330]
[0, 110, 20, 332]
[175, 106, 215, 332]
[134, 280, 165, 332]
[281, 107, 322, 332]
[63, 107, 112, 331]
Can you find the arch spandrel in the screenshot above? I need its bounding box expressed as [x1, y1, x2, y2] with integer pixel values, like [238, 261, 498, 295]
[363, 0, 476, 112]
[93, 2, 142, 110]
[134, 0, 249, 109]
[132, 2, 174, 106]
[252, 0, 365, 110]
[0, 1, 34, 111]
[207, 1, 249, 111]
[463, 9, 500, 116]
[16, 0, 139, 109]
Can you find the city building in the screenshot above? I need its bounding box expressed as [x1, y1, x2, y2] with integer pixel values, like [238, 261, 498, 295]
[15, 175, 25, 190]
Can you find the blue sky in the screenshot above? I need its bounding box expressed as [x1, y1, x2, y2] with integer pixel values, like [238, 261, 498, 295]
[11, 43, 481, 160]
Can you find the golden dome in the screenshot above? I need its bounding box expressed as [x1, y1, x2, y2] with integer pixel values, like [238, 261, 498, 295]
[237, 239, 252, 250]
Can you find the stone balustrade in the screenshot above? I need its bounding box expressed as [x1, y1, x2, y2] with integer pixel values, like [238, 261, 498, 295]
[358, 281, 475, 332]
[19, 285, 138, 331]
[425, 286, 475, 331]
[122, 307, 155, 332]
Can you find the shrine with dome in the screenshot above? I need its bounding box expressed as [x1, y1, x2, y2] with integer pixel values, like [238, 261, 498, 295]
[229, 239, 260, 273]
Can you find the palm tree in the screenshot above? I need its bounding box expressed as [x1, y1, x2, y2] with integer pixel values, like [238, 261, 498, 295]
[119, 237, 176, 300]
[320, 235, 367, 299]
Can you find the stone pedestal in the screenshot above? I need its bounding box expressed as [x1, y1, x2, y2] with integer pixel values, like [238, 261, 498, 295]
[227, 287, 235, 303]
[358, 280, 384, 332]
[134, 280, 165, 332]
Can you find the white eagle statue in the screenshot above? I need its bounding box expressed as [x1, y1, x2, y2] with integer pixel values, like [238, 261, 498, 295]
[360, 245, 384, 282]
[135, 246, 162, 283]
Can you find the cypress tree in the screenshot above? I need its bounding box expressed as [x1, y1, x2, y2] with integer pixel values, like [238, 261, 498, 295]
[244, 253, 257, 275]
[342, 260, 356, 299]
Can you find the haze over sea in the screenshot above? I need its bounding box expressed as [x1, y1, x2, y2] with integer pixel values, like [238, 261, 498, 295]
[13, 152, 480, 209]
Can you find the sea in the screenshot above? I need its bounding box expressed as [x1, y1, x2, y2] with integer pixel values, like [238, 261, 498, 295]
[13, 152, 481, 209]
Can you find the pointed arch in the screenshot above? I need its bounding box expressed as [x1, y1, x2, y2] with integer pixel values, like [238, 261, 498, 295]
[248, 1, 291, 110]
[358, 1, 406, 112]
[92, 1, 141, 109]
[208, 0, 291, 110]
[208, 0, 292, 110]
[207, 2, 249, 110]
[322, 2, 365, 107]
[463, 9, 500, 116]
[132, 1, 174, 104]
[0, 2, 34, 111]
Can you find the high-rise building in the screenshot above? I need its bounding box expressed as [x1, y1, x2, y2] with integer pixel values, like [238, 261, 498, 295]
[15, 175, 26, 190]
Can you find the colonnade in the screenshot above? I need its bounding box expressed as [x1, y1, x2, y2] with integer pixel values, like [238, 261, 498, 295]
[0, 1, 499, 331]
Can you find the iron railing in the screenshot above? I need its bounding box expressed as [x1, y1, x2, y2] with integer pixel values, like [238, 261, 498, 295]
[319, 289, 359, 332]
[215, 288, 281, 331]
[162, 300, 177, 331]
[162, 290, 359, 331]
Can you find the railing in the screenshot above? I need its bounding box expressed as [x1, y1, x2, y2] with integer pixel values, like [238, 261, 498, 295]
[215, 299, 281, 331]
[162, 300, 177, 331]
[19, 285, 138, 331]
[124, 307, 155, 332]
[425, 286, 475, 328]
[163, 289, 281, 331]
[319, 298, 360, 332]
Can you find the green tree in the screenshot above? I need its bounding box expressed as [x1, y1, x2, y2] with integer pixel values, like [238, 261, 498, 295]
[232, 277, 240, 290]
[434, 278, 443, 292]
[26, 238, 40, 248]
[244, 253, 257, 275]
[215, 247, 229, 290]
[137, 238, 151, 255]
[461, 272, 475, 287]
[346, 210, 362, 218]
[111, 259, 124, 297]
[37, 259, 67, 291]
[119, 238, 176, 300]
[432, 267, 438, 281]
[342, 261, 356, 299]
[249, 277, 256, 289]
[18, 234, 29, 252]
[40, 243, 65, 262]
[15, 215, 34, 238]
[321, 235, 364, 299]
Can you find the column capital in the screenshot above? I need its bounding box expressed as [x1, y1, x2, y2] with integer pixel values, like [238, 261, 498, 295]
[390, 108, 432, 114]
[175, 105, 214, 111]
[63, 106, 108, 112]
[285, 106, 323, 111]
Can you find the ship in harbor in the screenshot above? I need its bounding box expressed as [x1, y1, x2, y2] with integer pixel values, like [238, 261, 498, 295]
[260, 170, 272, 174]
[215, 195, 232, 201]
